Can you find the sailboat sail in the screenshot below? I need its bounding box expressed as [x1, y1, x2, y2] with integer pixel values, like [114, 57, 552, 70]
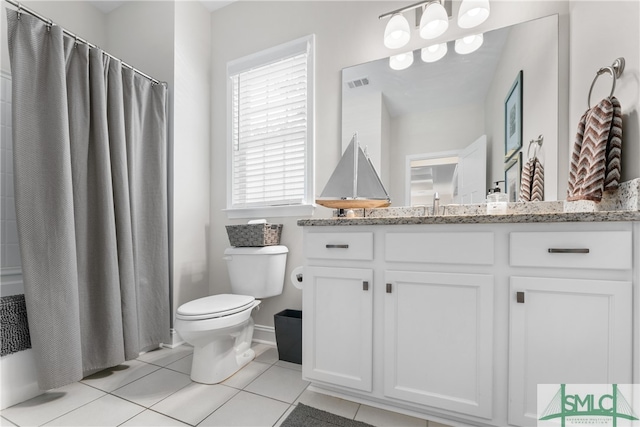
[317, 133, 390, 209]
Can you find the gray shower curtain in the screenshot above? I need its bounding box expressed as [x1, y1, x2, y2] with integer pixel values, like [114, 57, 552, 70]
[7, 10, 170, 390]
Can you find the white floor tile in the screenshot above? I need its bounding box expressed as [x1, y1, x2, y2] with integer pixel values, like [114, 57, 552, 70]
[275, 360, 302, 371]
[294, 389, 360, 419]
[151, 383, 238, 426]
[254, 346, 279, 365]
[165, 354, 192, 375]
[136, 346, 193, 367]
[112, 369, 192, 407]
[355, 405, 428, 427]
[244, 365, 309, 404]
[427, 421, 453, 427]
[222, 361, 270, 389]
[198, 391, 289, 427]
[0, 382, 105, 427]
[273, 405, 295, 427]
[43, 394, 144, 426]
[81, 360, 161, 392]
[119, 410, 190, 426]
[0, 416, 16, 426]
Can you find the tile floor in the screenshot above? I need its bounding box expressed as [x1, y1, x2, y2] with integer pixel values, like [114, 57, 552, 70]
[0, 344, 451, 427]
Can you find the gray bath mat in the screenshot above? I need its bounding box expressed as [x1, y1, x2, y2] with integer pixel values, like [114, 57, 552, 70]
[280, 403, 374, 427]
[0, 294, 32, 356]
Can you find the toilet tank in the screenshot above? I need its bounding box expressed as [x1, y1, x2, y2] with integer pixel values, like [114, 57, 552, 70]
[224, 246, 288, 298]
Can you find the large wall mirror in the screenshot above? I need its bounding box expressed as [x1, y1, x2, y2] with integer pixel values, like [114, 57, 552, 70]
[342, 14, 559, 206]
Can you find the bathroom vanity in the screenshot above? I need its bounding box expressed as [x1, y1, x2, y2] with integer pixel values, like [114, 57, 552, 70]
[297, 207, 640, 427]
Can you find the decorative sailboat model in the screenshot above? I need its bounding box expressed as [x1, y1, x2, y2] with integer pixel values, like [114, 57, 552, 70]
[316, 133, 391, 209]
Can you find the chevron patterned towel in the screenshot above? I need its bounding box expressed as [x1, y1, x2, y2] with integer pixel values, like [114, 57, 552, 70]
[567, 97, 622, 201]
[519, 157, 544, 202]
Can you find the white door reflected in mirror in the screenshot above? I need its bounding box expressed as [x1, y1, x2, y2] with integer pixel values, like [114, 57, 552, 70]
[406, 135, 487, 206]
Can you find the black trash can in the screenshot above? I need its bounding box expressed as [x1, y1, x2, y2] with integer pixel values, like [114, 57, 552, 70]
[274, 309, 302, 364]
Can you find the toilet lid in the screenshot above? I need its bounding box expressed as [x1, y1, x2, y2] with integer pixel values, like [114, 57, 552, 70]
[176, 294, 256, 321]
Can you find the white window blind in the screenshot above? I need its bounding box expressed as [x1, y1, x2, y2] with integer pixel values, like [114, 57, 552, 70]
[228, 36, 314, 211]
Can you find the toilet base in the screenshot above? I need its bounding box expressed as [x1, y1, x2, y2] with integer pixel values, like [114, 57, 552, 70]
[189, 318, 256, 384]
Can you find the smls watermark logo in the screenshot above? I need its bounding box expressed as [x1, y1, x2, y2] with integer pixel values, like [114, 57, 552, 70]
[538, 384, 640, 426]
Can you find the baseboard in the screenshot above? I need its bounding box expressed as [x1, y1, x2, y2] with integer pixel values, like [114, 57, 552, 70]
[160, 329, 185, 349]
[253, 324, 276, 346]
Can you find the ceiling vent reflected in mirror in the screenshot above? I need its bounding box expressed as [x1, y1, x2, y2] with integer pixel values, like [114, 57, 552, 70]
[346, 77, 370, 89]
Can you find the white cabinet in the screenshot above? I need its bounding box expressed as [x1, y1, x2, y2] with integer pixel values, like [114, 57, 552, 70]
[302, 266, 373, 391]
[508, 230, 634, 427]
[301, 222, 637, 427]
[508, 277, 632, 426]
[384, 270, 494, 419]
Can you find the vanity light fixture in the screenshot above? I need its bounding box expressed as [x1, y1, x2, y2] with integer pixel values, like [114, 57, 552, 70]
[419, 1, 449, 40]
[458, 0, 490, 29]
[455, 33, 484, 54]
[384, 13, 411, 49]
[421, 42, 448, 62]
[390, 51, 414, 70]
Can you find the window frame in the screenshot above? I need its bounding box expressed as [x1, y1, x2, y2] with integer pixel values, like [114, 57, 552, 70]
[225, 35, 315, 219]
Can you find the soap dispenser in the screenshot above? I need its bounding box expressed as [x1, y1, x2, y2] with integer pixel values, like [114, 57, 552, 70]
[486, 181, 508, 214]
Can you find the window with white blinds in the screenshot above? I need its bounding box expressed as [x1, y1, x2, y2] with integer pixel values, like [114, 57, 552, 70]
[227, 36, 314, 214]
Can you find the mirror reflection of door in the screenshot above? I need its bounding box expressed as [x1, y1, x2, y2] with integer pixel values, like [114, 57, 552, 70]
[406, 135, 487, 206]
[408, 153, 459, 206]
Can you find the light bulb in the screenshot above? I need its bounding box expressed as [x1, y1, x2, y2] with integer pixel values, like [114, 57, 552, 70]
[421, 43, 448, 63]
[419, 1, 449, 40]
[389, 51, 414, 70]
[458, 0, 490, 29]
[455, 33, 483, 54]
[384, 13, 411, 49]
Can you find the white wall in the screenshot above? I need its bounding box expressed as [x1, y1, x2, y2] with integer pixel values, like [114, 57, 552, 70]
[172, 1, 212, 313]
[568, 0, 640, 195]
[484, 15, 559, 200]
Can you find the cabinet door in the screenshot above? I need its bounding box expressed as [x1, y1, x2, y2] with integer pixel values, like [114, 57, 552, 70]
[384, 270, 494, 419]
[302, 266, 373, 391]
[509, 276, 633, 427]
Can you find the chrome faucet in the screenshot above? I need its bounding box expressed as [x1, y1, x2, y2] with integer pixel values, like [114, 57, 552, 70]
[432, 192, 440, 216]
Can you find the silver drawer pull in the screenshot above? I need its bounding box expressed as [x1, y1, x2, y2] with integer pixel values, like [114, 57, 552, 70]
[326, 244, 349, 249]
[548, 248, 590, 254]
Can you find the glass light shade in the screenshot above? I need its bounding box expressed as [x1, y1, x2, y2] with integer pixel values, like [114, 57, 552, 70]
[421, 43, 448, 62]
[419, 2, 449, 40]
[389, 51, 414, 70]
[454, 33, 484, 54]
[458, 0, 490, 29]
[384, 13, 411, 49]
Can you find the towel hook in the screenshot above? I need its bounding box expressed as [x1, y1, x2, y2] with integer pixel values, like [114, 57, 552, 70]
[16, 2, 22, 19]
[527, 135, 543, 159]
[587, 57, 625, 109]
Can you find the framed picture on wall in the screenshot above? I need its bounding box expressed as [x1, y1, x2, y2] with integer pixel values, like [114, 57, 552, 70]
[505, 152, 522, 202]
[504, 70, 523, 162]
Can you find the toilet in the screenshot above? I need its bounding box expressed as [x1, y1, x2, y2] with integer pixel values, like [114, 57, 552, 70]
[175, 245, 288, 384]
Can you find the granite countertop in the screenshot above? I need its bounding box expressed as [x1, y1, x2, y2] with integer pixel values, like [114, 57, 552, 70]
[297, 209, 640, 226]
[297, 179, 640, 226]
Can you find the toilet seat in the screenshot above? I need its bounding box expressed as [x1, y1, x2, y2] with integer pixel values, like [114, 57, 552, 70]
[176, 294, 256, 321]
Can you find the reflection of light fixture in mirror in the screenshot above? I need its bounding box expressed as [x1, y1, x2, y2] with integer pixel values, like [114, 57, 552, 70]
[390, 51, 414, 70]
[421, 42, 448, 62]
[455, 33, 484, 54]
[458, 0, 490, 29]
[419, 1, 449, 40]
[384, 13, 411, 49]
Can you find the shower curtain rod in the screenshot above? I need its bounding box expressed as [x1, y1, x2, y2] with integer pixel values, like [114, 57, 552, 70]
[4, 0, 166, 86]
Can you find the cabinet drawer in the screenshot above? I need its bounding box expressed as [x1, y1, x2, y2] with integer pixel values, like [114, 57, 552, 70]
[510, 231, 632, 270]
[304, 232, 373, 261]
[385, 232, 494, 265]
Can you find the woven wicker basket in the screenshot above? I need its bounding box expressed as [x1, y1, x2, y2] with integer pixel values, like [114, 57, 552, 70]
[225, 223, 283, 247]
